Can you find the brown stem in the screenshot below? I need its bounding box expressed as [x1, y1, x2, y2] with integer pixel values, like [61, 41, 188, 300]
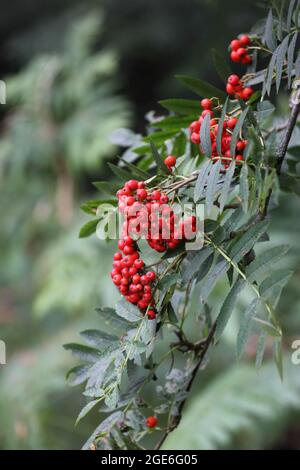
[156, 321, 217, 449]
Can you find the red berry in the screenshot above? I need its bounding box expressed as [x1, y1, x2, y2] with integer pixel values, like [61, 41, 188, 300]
[118, 239, 125, 250]
[164, 155, 177, 168]
[123, 245, 135, 255]
[134, 259, 145, 269]
[146, 271, 156, 281]
[113, 252, 122, 261]
[146, 416, 157, 428]
[201, 98, 212, 109]
[228, 74, 240, 86]
[137, 189, 148, 201]
[112, 274, 122, 285]
[227, 117, 238, 129]
[127, 180, 139, 191]
[236, 47, 247, 58]
[201, 109, 214, 118]
[190, 121, 201, 133]
[151, 190, 161, 201]
[242, 87, 253, 101]
[239, 34, 250, 46]
[236, 155, 244, 163]
[138, 181, 145, 189]
[226, 83, 235, 95]
[191, 132, 200, 144]
[230, 51, 240, 62]
[230, 39, 241, 51]
[147, 310, 156, 320]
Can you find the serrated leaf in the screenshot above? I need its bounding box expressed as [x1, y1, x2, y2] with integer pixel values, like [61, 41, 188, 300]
[256, 101, 275, 122]
[229, 220, 269, 263]
[239, 164, 249, 213]
[96, 307, 132, 333]
[211, 48, 231, 83]
[175, 74, 226, 100]
[287, 33, 298, 88]
[236, 298, 259, 359]
[107, 163, 133, 181]
[93, 181, 120, 195]
[66, 364, 91, 386]
[199, 259, 230, 306]
[287, 0, 296, 30]
[159, 98, 200, 115]
[157, 273, 180, 290]
[222, 207, 245, 236]
[200, 113, 212, 157]
[230, 108, 248, 157]
[260, 270, 293, 305]
[80, 330, 119, 349]
[253, 317, 281, 337]
[246, 245, 289, 282]
[206, 160, 222, 214]
[276, 35, 290, 92]
[82, 411, 124, 450]
[76, 398, 101, 424]
[194, 160, 213, 202]
[64, 343, 103, 363]
[264, 9, 277, 51]
[118, 158, 150, 179]
[266, 47, 279, 95]
[219, 161, 236, 212]
[115, 299, 141, 322]
[215, 278, 246, 340]
[255, 332, 266, 369]
[182, 246, 214, 283]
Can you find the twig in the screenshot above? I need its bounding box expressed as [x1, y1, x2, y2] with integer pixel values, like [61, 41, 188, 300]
[156, 321, 217, 449]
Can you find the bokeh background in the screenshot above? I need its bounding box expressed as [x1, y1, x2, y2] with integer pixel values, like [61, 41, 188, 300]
[0, 0, 300, 450]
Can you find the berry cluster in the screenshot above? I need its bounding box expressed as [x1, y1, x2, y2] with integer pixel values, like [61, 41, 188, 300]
[114, 179, 197, 314]
[189, 98, 247, 166]
[229, 34, 252, 64]
[226, 74, 253, 101]
[111, 239, 157, 316]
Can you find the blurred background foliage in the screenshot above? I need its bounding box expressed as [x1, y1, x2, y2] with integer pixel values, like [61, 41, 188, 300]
[0, 0, 300, 450]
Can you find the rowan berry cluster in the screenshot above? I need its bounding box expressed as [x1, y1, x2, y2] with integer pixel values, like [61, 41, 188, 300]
[226, 74, 254, 101]
[113, 179, 197, 314]
[189, 98, 247, 166]
[229, 34, 252, 64]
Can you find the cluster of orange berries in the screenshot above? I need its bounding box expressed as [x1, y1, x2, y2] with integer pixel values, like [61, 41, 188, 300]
[229, 34, 252, 64]
[226, 74, 254, 101]
[189, 98, 247, 166]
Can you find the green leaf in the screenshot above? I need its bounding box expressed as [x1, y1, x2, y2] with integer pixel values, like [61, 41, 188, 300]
[239, 164, 249, 213]
[287, 33, 298, 88]
[219, 161, 235, 212]
[236, 298, 259, 359]
[230, 108, 248, 157]
[273, 337, 283, 381]
[253, 317, 282, 337]
[115, 299, 141, 323]
[93, 181, 120, 195]
[255, 332, 266, 369]
[194, 160, 213, 202]
[150, 141, 171, 174]
[215, 278, 245, 340]
[108, 163, 133, 181]
[199, 259, 230, 306]
[117, 158, 151, 179]
[205, 160, 222, 214]
[175, 74, 226, 100]
[266, 47, 279, 95]
[256, 101, 275, 122]
[79, 219, 100, 238]
[157, 273, 180, 290]
[80, 330, 119, 349]
[260, 270, 293, 305]
[275, 35, 290, 92]
[264, 9, 277, 51]
[152, 115, 194, 130]
[82, 411, 124, 450]
[182, 247, 214, 283]
[96, 307, 132, 334]
[246, 245, 289, 282]
[200, 113, 212, 157]
[76, 398, 101, 424]
[211, 48, 231, 83]
[64, 343, 103, 363]
[159, 98, 200, 115]
[229, 220, 269, 263]
[66, 365, 91, 386]
[287, 0, 296, 30]
[144, 130, 178, 145]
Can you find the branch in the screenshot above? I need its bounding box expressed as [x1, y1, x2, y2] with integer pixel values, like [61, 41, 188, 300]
[262, 86, 300, 218]
[156, 321, 217, 449]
